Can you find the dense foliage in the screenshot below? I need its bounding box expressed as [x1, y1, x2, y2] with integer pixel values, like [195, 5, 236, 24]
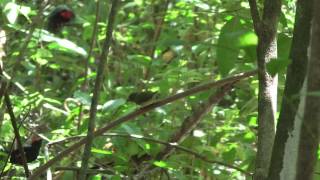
[0, 0, 295, 179]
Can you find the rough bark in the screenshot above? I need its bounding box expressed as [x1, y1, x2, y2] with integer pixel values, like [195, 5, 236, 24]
[295, 2, 320, 179]
[248, 0, 282, 179]
[267, 0, 313, 179]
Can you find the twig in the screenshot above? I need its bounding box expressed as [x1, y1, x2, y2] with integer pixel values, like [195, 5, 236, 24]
[79, 0, 119, 179]
[4, 94, 30, 177]
[135, 84, 238, 178]
[55, 166, 114, 174]
[77, 0, 102, 131]
[248, 0, 261, 35]
[144, 0, 170, 80]
[0, 106, 32, 178]
[107, 133, 251, 176]
[47, 132, 252, 176]
[158, 85, 234, 159]
[0, 62, 30, 176]
[28, 70, 257, 179]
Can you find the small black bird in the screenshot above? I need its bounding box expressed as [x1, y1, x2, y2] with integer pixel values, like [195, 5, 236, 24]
[47, 5, 75, 33]
[127, 91, 158, 105]
[10, 135, 42, 165]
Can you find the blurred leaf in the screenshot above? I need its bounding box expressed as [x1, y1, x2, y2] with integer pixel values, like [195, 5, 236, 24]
[127, 142, 140, 156]
[127, 54, 151, 66]
[216, 17, 242, 76]
[238, 32, 258, 47]
[36, 30, 87, 57]
[102, 99, 126, 112]
[91, 148, 113, 155]
[74, 91, 91, 105]
[278, 33, 292, 60]
[266, 58, 291, 76]
[153, 161, 168, 168]
[4, 2, 19, 24]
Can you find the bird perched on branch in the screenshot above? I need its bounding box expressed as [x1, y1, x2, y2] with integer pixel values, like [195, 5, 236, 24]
[47, 5, 75, 33]
[10, 134, 42, 165]
[127, 91, 158, 105]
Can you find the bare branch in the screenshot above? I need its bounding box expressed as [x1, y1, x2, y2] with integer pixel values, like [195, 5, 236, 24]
[28, 70, 257, 179]
[4, 94, 30, 177]
[79, 0, 119, 179]
[248, 0, 262, 34]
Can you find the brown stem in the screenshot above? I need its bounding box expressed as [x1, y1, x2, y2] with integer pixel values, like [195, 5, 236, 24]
[77, 0, 102, 132]
[4, 94, 30, 177]
[28, 70, 257, 179]
[79, 0, 119, 179]
[144, 0, 170, 80]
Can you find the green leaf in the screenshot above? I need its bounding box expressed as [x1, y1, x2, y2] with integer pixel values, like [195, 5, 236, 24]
[74, 91, 91, 105]
[127, 54, 152, 66]
[4, 2, 19, 24]
[238, 32, 258, 47]
[278, 33, 292, 60]
[102, 99, 126, 112]
[120, 123, 142, 135]
[36, 30, 88, 57]
[153, 161, 168, 168]
[91, 148, 113, 155]
[127, 142, 140, 156]
[216, 17, 243, 76]
[266, 58, 291, 76]
[91, 175, 102, 180]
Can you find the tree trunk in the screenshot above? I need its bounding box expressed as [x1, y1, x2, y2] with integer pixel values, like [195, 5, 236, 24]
[248, 0, 282, 179]
[267, 0, 313, 179]
[295, 1, 320, 179]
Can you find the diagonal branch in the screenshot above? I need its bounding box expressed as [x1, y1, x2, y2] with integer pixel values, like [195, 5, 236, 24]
[50, 133, 252, 176]
[79, 0, 119, 179]
[4, 94, 30, 177]
[28, 70, 256, 179]
[135, 84, 235, 178]
[0, 63, 30, 177]
[77, 0, 102, 132]
[158, 85, 234, 160]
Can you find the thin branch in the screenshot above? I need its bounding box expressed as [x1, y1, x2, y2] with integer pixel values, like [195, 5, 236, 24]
[77, 0, 102, 131]
[248, 0, 262, 35]
[144, 0, 171, 80]
[158, 85, 234, 159]
[79, 0, 119, 179]
[0, 78, 7, 103]
[107, 133, 251, 176]
[55, 167, 114, 175]
[135, 84, 238, 178]
[149, 0, 170, 58]
[0, 61, 30, 176]
[4, 94, 30, 177]
[0, 106, 33, 178]
[48, 132, 251, 176]
[28, 70, 257, 179]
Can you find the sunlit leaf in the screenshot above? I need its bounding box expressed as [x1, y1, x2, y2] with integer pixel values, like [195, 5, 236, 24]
[153, 161, 168, 168]
[102, 99, 126, 112]
[36, 30, 87, 57]
[91, 148, 113, 155]
[4, 3, 19, 24]
[238, 32, 258, 46]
